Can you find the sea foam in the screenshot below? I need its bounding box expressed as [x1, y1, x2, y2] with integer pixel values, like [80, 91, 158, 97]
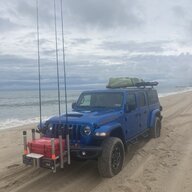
[0, 117, 47, 130]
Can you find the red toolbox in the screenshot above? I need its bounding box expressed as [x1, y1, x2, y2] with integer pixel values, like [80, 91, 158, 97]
[28, 137, 65, 158]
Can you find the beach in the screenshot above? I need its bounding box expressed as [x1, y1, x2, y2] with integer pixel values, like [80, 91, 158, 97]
[0, 91, 192, 192]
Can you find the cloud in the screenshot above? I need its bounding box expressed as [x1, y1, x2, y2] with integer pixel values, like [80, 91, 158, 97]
[100, 41, 165, 53]
[0, 0, 192, 90]
[1, 50, 192, 90]
[0, 17, 19, 31]
[15, 0, 54, 27]
[71, 38, 92, 45]
[63, 0, 143, 29]
[0, 0, 144, 31]
[172, 5, 186, 18]
[65, 0, 142, 28]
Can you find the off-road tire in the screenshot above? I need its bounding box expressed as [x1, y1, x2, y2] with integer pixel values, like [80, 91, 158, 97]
[150, 117, 161, 138]
[98, 137, 125, 178]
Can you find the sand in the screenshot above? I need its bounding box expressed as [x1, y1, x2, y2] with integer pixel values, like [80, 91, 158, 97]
[0, 91, 192, 192]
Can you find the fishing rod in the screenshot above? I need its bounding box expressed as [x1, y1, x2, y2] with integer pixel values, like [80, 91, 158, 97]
[60, 0, 70, 164]
[53, 0, 61, 117]
[36, 0, 42, 129]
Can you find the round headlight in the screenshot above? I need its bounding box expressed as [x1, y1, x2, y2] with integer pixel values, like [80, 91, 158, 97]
[83, 126, 91, 136]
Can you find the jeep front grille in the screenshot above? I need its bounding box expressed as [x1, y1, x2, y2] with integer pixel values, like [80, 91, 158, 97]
[51, 123, 82, 144]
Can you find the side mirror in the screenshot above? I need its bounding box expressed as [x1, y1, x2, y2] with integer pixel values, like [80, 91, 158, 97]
[72, 102, 77, 109]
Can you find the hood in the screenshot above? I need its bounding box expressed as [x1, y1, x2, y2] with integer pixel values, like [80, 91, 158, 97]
[47, 109, 122, 126]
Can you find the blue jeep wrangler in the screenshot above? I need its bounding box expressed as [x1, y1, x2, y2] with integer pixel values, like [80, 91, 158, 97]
[39, 82, 162, 177]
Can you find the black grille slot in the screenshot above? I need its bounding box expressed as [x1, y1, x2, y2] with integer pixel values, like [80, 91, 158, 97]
[67, 124, 81, 144]
[52, 124, 63, 138]
[76, 125, 82, 142]
[73, 124, 81, 144]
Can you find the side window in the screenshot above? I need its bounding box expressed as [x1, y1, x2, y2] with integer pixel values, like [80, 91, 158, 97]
[138, 92, 146, 107]
[127, 93, 137, 111]
[147, 90, 158, 104]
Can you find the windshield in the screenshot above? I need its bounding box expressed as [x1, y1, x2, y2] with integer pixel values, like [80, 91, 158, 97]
[76, 92, 123, 109]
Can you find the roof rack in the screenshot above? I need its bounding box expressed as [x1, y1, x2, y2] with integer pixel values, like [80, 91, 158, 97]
[106, 76, 159, 89]
[135, 81, 158, 88]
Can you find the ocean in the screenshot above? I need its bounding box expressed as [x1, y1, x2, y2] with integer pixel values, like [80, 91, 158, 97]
[0, 85, 192, 130]
[0, 89, 81, 130]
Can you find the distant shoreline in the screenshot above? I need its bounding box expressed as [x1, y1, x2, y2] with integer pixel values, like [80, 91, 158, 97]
[159, 87, 192, 97]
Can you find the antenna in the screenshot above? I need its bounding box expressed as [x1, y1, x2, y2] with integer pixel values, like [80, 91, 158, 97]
[36, 0, 42, 128]
[60, 0, 70, 165]
[53, 0, 61, 116]
[60, 0, 68, 122]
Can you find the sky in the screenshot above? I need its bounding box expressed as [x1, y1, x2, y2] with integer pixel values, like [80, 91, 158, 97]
[0, 0, 192, 90]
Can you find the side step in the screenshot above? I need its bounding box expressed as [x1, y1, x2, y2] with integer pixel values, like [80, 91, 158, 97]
[130, 138, 138, 144]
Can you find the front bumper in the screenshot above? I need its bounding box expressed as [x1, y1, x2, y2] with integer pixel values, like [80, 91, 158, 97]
[23, 154, 60, 171]
[70, 146, 102, 159]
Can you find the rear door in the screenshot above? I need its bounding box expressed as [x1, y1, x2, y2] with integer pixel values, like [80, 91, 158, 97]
[124, 92, 139, 139]
[137, 92, 149, 132]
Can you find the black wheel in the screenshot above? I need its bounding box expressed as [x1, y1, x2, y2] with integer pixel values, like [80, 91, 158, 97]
[150, 117, 161, 138]
[98, 137, 125, 178]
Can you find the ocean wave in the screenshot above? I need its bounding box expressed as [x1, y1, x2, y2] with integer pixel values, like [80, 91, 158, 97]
[0, 117, 48, 130]
[0, 99, 75, 108]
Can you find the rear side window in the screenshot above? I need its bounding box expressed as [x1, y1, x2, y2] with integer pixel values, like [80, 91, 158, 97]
[147, 90, 159, 104]
[127, 93, 137, 111]
[138, 92, 146, 107]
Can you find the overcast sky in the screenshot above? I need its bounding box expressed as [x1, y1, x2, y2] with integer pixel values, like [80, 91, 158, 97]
[0, 0, 192, 90]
